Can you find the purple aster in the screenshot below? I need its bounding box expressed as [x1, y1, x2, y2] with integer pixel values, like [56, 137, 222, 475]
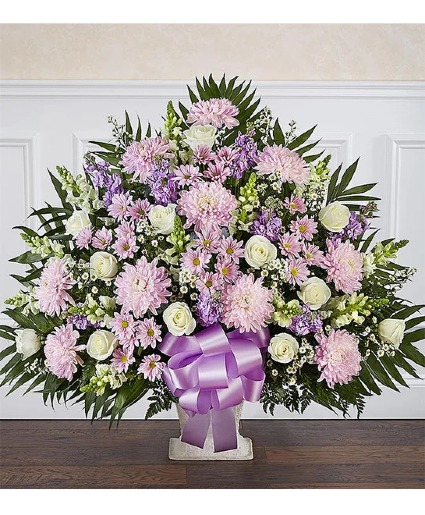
[289, 305, 323, 336]
[146, 159, 178, 206]
[250, 209, 282, 242]
[332, 212, 369, 243]
[229, 131, 258, 179]
[196, 292, 222, 327]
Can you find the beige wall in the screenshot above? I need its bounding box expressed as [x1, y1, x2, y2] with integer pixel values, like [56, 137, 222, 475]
[0, 24, 424, 80]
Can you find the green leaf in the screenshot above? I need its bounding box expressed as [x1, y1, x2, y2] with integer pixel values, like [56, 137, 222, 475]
[84, 391, 96, 417]
[89, 141, 116, 152]
[6, 372, 33, 396]
[23, 374, 46, 395]
[9, 251, 43, 265]
[0, 330, 15, 342]
[3, 309, 38, 331]
[327, 164, 342, 202]
[359, 363, 382, 395]
[218, 74, 226, 95]
[335, 158, 359, 196]
[49, 170, 72, 210]
[273, 120, 285, 145]
[13, 225, 38, 237]
[403, 329, 425, 344]
[125, 111, 133, 136]
[0, 344, 16, 362]
[400, 340, 425, 366]
[338, 195, 381, 202]
[135, 116, 142, 141]
[225, 76, 238, 98]
[392, 352, 420, 379]
[21, 267, 43, 282]
[405, 316, 425, 330]
[395, 305, 425, 320]
[367, 354, 399, 391]
[195, 78, 208, 100]
[179, 102, 189, 120]
[379, 355, 409, 387]
[287, 125, 317, 151]
[208, 74, 221, 97]
[360, 229, 380, 252]
[296, 140, 320, 157]
[187, 86, 199, 104]
[0, 359, 26, 387]
[337, 183, 377, 196]
[303, 151, 324, 163]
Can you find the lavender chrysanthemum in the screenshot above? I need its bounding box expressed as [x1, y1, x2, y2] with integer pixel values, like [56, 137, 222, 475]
[44, 324, 85, 381]
[178, 181, 237, 232]
[256, 144, 309, 185]
[35, 258, 75, 316]
[251, 209, 282, 242]
[221, 274, 273, 332]
[120, 137, 173, 182]
[314, 329, 362, 388]
[115, 257, 171, 317]
[187, 98, 239, 128]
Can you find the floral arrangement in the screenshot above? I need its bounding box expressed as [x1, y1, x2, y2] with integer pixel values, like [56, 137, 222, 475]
[1, 75, 424, 426]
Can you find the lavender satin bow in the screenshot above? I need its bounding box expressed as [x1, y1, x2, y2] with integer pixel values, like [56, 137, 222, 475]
[159, 324, 270, 452]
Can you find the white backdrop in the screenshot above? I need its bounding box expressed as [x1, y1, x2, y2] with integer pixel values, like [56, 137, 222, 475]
[0, 81, 424, 419]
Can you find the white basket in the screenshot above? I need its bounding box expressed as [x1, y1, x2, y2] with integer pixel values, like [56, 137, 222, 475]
[169, 402, 253, 461]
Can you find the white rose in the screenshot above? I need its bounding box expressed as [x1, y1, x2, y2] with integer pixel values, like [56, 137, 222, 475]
[297, 277, 331, 310]
[244, 235, 277, 269]
[90, 251, 118, 281]
[148, 204, 176, 235]
[15, 329, 41, 359]
[319, 201, 350, 232]
[183, 124, 217, 150]
[268, 333, 299, 364]
[163, 302, 196, 336]
[86, 330, 118, 360]
[378, 319, 406, 348]
[65, 210, 92, 236]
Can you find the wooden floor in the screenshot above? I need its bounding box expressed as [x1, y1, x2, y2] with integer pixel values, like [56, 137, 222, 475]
[0, 419, 424, 488]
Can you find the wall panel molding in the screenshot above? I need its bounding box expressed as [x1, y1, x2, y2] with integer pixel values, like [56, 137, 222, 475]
[1, 80, 425, 99]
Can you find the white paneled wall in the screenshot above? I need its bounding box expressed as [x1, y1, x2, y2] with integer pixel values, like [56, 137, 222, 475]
[0, 81, 424, 419]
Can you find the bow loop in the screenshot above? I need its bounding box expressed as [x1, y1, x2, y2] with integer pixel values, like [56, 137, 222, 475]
[159, 324, 270, 452]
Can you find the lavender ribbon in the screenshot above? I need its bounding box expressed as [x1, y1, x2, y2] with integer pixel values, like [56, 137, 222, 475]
[159, 324, 270, 452]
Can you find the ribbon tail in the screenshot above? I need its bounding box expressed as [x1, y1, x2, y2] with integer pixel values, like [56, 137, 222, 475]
[211, 407, 238, 452]
[181, 411, 211, 449]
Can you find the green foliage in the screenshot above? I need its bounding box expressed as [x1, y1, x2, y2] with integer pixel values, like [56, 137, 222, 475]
[145, 380, 177, 419]
[327, 159, 380, 206]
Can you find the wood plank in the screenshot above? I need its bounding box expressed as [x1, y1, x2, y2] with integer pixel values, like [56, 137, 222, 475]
[0, 465, 187, 488]
[1, 420, 424, 488]
[265, 445, 425, 464]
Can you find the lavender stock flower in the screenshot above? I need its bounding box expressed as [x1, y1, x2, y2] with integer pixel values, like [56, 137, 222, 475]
[146, 159, 178, 205]
[332, 212, 369, 243]
[86, 159, 124, 207]
[289, 305, 323, 336]
[196, 292, 222, 327]
[230, 131, 258, 179]
[251, 209, 282, 242]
